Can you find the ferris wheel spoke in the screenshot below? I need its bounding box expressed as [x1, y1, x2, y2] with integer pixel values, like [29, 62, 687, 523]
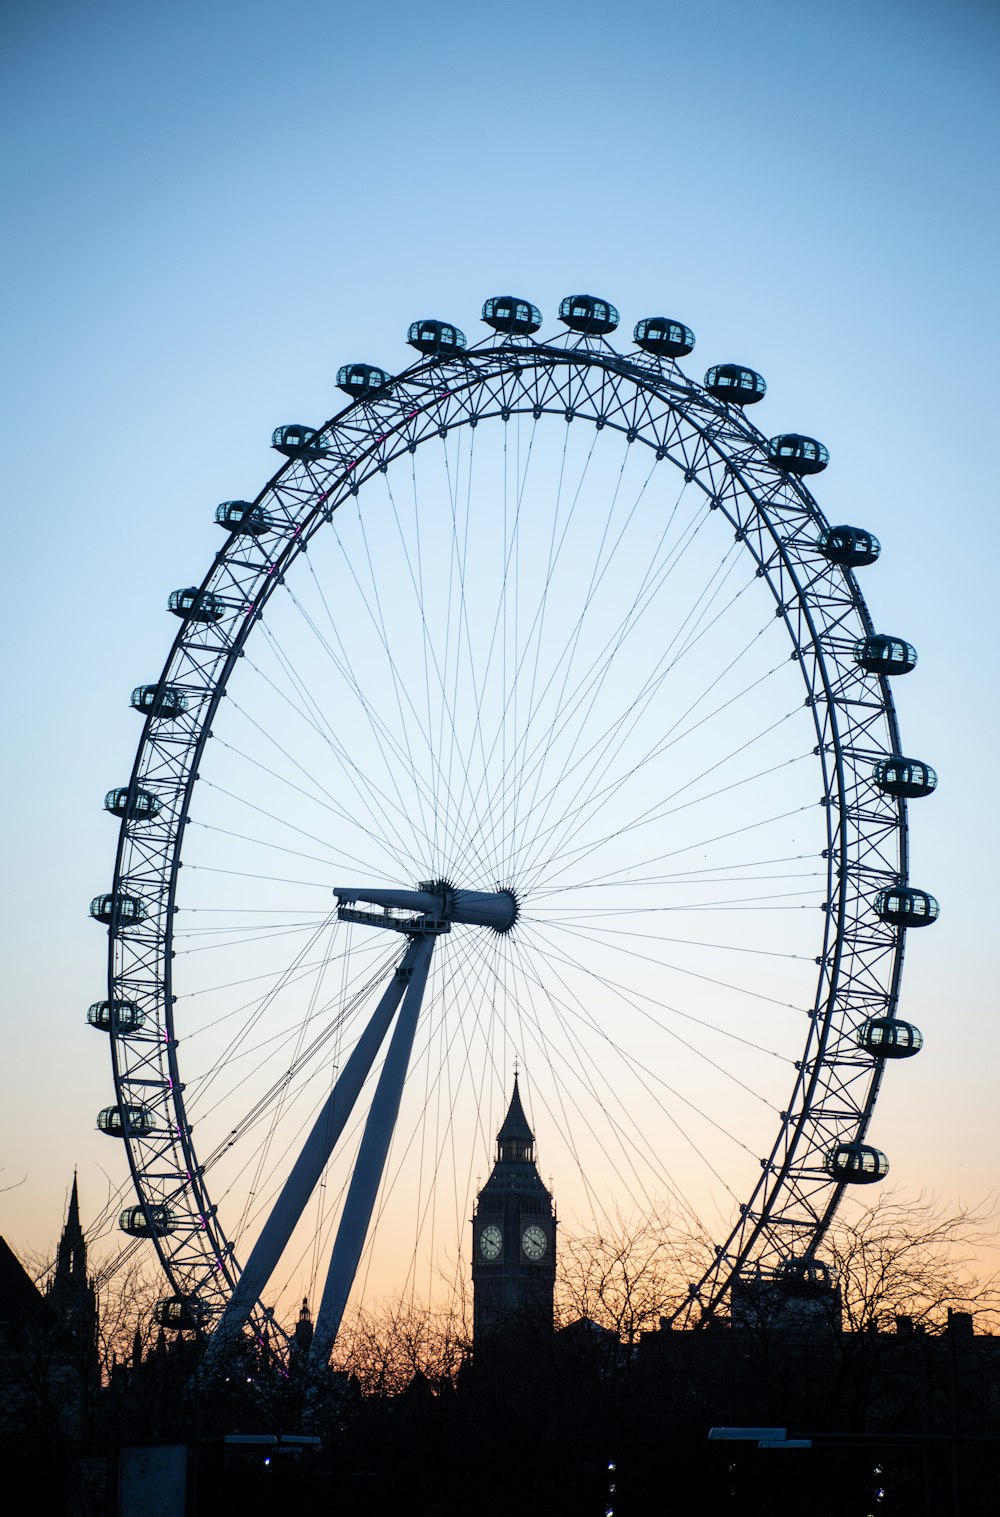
[515, 559, 762, 886]
[501, 545, 755, 884]
[241, 630, 436, 877]
[497, 487, 713, 877]
[505, 927, 741, 1229]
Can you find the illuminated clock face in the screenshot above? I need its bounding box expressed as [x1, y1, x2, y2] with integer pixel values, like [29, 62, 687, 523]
[479, 1223, 503, 1261]
[521, 1224, 547, 1261]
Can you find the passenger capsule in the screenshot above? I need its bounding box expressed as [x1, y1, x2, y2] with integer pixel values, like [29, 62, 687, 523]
[854, 635, 917, 675]
[407, 320, 467, 357]
[482, 296, 542, 335]
[87, 999, 146, 1033]
[89, 892, 147, 927]
[154, 1296, 209, 1331]
[97, 1104, 155, 1138]
[119, 1205, 177, 1238]
[766, 433, 829, 476]
[215, 500, 272, 535]
[777, 1256, 839, 1294]
[873, 756, 938, 799]
[558, 295, 619, 336]
[271, 424, 326, 460]
[874, 886, 940, 927]
[168, 587, 225, 623]
[704, 364, 767, 405]
[825, 1143, 889, 1184]
[130, 684, 189, 720]
[633, 317, 695, 358]
[817, 525, 881, 568]
[104, 787, 162, 821]
[857, 1018, 924, 1059]
[336, 363, 391, 398]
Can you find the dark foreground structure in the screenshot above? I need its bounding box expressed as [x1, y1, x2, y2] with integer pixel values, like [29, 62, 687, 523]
[3, 1286, 999, 1514]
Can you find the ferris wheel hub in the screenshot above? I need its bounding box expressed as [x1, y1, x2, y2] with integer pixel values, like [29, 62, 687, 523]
[334, 881, 519, 935]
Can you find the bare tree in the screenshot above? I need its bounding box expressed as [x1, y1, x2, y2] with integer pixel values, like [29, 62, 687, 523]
[334, 1291, 472, 1395]
[557, 1208, 713, 1346]
[825, 1189, 1000, 1334]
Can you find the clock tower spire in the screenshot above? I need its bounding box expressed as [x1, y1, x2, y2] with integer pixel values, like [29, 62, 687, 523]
[471, 1076, 556, 1352]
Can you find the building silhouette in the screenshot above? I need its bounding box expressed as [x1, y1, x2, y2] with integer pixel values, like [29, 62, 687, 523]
[471, 1077, 555, 1351]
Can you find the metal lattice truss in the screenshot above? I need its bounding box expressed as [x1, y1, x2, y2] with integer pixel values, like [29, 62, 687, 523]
[102, 327, 909, 1338]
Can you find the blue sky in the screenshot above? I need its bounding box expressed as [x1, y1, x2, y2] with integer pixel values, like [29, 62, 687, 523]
[2, 0, 997, 1300]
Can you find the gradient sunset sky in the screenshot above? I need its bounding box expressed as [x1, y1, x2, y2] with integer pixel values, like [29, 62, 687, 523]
[1, 0, 998, 1315]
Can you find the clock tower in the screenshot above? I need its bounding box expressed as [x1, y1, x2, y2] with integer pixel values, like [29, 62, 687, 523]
[472, 1077, 556, 1351]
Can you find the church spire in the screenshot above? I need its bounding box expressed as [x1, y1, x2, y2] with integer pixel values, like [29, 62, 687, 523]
[54, 1170, 87, 1286]
[47, 1171, 98, 1364]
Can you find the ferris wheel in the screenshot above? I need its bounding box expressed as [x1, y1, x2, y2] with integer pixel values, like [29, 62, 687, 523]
[89, 293, 938, 1361]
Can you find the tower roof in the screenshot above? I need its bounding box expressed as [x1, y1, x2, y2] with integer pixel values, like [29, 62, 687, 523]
[497, 1076, 534, 1146]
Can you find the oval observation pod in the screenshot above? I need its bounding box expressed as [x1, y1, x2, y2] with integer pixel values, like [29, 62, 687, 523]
[119, 1205, 177, 1238]
[154, 1295, 209, 1331]
[873, 755, 938, 799]
[97, 1104, 154, 1138]
[215, 500, 272, 535]
[777, 1256, 839, 1295]
[704, 364, 767, 405]
[858, 1018, 924, 1059]
[633, 317, 695, 358]
[558, 295, 619, 336]
[336, 362, 391, 399]
[89, 892, 147, 927]
[130, 684, 189, 720]
[766, 433, 829, 476]
[104, 787, 162, 821]
[482, 296, 542, 335]
[874, 886, 940, 927]
[271, 424, 326, 460]
[407, 320, 467, 357]
[87, 999, 146, 1034]
[854, 635, 917, 675]
[825, 1143, 889, 1184]
[168, 587, 225, 623]
[818, 525, 881, 568]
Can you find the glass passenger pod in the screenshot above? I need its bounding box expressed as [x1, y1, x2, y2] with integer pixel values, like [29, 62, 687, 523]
[704, 364, 767, 405]
[168, 587, 225, 623]
[817, 525, 881, 568]
[854, 635, 917, 675]
[633, 317, 695, 358]
[271, 424, 327, 460]
[858, 1018, 924, 1059]
[215, 500, 272, 535]
[87, 999, 146, 1033]
[97, 1103, 155, 1138]
[336, 363, 392, 398]
[130, 684, 190, 720]
[777, 1256, 839, 1296]
[119, 1205, 177, 1238]
[481, 296, 542, 336]
[406, 320, 468, 357]
[89, 892, 147, 927]
[825, 1143, 889, 1184]
[154, 1295, 209, 1331]
[873, 755, 938, 798]
[874, 886, 940, 928]
[558, 295, 620, 336]
[104, 787, 162, 821]
[765, 433, 829, 476]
